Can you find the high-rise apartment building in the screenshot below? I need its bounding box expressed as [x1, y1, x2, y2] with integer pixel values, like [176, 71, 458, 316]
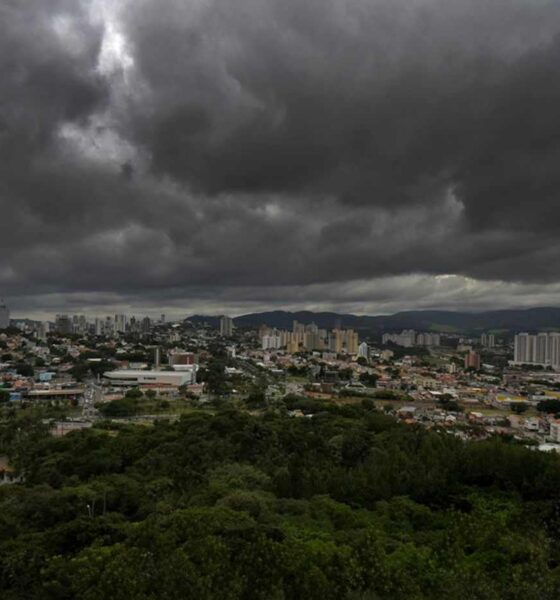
[346, 329, 359, 354]
[384, 330, 441, 348]
[382, 330, 416, 348]
[358, 342, 369, 359]
[129, 316, 138, 333]
[416, 332, 441, 347]
[514, 332, 530, 363]
[115, 314, 128, 333]
[35, 321, 49, 342]
[536, 332, 549, 364]
[464, 350, 481, 370]
[481, 332, 496, 348]
[514, 332, 560, 369]
[262, 334, 282, 350]
[328, 329, 343, 353]
[94, 318, 103, 336]
[104, 316, 115, 336]
[71, 315, 87, 334]
[256, 321, 358, 354]
[219, 315, 233, 337]
[55, 314, 73, 335]
[548, 333, 560, 368]
[304, 331, 322, 351]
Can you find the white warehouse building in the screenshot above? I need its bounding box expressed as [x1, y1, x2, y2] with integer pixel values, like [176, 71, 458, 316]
[103, 368, 196, 388]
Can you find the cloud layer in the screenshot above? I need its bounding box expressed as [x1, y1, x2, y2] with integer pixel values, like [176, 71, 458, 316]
[3, 0, 560, 317]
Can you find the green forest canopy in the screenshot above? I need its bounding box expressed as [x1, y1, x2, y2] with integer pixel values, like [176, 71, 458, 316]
[1, 404, 560, 599]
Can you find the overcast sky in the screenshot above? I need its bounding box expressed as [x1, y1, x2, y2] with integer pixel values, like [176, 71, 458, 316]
[3, 0, 560, 319]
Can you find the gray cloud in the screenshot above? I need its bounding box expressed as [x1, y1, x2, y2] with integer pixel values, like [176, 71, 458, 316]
[3, 0, 560, 316]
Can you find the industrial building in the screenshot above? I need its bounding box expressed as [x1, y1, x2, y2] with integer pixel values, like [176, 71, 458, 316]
[103, 369, 196, 388]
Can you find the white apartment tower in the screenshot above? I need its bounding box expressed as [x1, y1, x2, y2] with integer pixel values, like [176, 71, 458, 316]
[219, 315, 234, 337]
[115, 314, 128, 333]
[514, 333, 530, 363]
[514, 332, 560, 370]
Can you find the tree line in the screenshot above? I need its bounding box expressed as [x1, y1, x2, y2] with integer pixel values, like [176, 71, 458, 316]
[0, 402, 560, 598]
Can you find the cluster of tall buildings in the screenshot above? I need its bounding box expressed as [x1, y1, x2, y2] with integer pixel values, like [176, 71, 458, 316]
[259, 321, 359, 354]
[480, 332, 496, 348]
[382, 330, 441, 348]
[513, 332, 560, 369]
[54, 314, 162, 336]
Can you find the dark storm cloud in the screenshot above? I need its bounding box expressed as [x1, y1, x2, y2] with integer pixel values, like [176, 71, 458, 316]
[0, 0, 106, 161]
[4, 0, 560, 315]
[124, 0, 560, 220]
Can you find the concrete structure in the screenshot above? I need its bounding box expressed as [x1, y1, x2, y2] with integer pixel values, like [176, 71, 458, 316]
[55, 314, 73, 335]
[328, 328, 359, 354]
[514, 332, 530, 364]
[257, 323, 357, 354]
[550, 420, 560, 443]
[382, 330, 415, 347]
[262, 334, 282, 350]
[115, 314, 127, 333]
[94, 318, 102, 335]
[514, 332, 560, 369]
[219, 315, 234, 337]
[168, 350, 196, 366]
[104, 369, 196, 387]
[154, 347, 161, 370]
[27, 388, 85, 401]
[346, 329, 359, 354]
[481, 332, 496, 348]
[34, 321, 50, 341]
[464, 350, 481, 370]
[383, 330, 440, 348]
[416, 332, 441, 347]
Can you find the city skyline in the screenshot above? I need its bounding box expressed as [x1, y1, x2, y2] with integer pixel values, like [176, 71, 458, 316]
[9, 283, 560, 320]
[4, 2, 560, 594]
[12, 301, 560, 325]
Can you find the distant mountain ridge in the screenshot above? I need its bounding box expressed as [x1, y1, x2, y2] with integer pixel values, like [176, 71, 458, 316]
[186, 307, 560, 334]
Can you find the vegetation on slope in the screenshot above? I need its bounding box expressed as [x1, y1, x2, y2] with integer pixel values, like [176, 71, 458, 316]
[1, 404, 560, 599]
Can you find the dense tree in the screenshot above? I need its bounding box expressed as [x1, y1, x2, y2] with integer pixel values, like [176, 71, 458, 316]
[359, 372, 378, 386]
[538, 399, 560, 414]
[69, 362, 90, 382]
[510, 402, 529, 414]
[204, 358, 229, 396]
[1, 406, 560, 598]
[97, 398, 139, 418]
[438, 396, 462, 412]
[15, 362, 34, 377]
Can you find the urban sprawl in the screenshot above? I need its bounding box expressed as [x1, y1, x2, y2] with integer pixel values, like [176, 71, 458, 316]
[3, 298, 560, 484]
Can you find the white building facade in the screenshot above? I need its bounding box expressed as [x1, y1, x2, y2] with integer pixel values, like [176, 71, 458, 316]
[514, 332, 560, 369]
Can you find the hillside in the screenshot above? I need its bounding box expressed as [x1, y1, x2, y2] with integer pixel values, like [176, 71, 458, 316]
[2, 406, 560, 598]
[186, 307, 560, 333]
